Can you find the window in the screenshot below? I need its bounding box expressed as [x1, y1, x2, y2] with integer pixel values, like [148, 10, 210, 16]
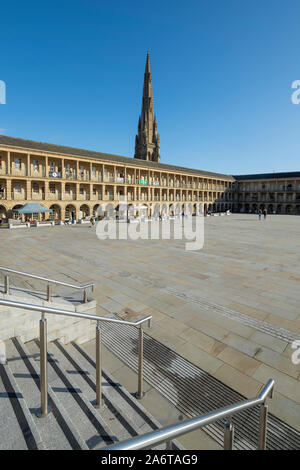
[50, 162, 55, 171]
[32, 183, 39, 194]
[14, 158, 22, 171]
[49, 184, 56, 194]
[33, 160, 39, 172]
[14, 183, 21, 193]
[92, 167, 96, 177]
[65, 185, 70, 194]
[80, 187, 84, 195]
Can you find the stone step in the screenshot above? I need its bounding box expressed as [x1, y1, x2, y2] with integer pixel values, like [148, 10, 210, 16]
[66, 341, 183, 449]
[5, 337, 88, 450]
[26, 339, 116, 450]
[49, 339, 147, 444]
[0, 363, 40, 449]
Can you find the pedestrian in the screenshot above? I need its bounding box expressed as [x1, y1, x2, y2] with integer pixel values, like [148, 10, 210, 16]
[258, 209, 262, 220]
[263, 209, 267, 220]
[90, 216, 95, 227]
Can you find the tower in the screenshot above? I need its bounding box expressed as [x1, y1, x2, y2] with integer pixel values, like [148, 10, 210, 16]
[134, 52, 160, 162]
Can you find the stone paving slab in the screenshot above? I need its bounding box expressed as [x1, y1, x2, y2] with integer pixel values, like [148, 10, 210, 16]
[0, 214, 299, 435]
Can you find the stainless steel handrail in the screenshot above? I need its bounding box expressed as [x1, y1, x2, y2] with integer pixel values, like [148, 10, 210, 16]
[0, 298, 151, 416]
[0, 265, 94, 303]
[106, 379, 274, 451]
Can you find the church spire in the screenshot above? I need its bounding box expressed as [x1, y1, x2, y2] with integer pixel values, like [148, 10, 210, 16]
[134, 52, 160, 162]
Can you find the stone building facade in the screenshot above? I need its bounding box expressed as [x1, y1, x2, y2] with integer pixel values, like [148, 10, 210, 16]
[0, 135, 234, 221]
[232, 173, 300, 215]
[0, 53, 298, 221]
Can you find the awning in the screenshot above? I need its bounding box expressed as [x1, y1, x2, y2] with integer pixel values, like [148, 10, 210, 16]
[16, 203, 53, 214]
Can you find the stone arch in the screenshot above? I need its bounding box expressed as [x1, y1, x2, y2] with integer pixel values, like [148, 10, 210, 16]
[286, 205, 292, 214]
[0, 204, 7, 219]
[277, 204, 282, 214]
[268, 204, 273, 213]
[169, 203, 175, 216]
[93, 204, 100, 217]
[49, 204, 61, 221]
[65, 204, 77, 221]
[79, 204, 90, 219]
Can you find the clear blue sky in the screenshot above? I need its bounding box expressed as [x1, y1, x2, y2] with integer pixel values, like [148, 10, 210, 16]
[1, 0, 299, 175]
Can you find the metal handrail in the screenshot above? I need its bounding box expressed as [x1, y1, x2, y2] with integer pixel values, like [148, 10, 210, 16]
[0, 265, 94, 303]
[0, 298, 151, 416]
[106, 379, 274, 451]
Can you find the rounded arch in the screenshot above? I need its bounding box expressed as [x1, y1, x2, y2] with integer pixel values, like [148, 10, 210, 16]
[79, 204, 90, 219]
[0, 204, 7, 220]
[169, 203, 175, 216]
[49, 204, 61, 221]
[65, 204, 77, 221]
[268, 204, 273, 213]
[286, 205, 292, 214]
[277, 204, 282, 214]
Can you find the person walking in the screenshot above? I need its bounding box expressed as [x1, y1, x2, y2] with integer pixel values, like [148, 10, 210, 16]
[263, 208, 267, 220]
[258, 209, 262, 220]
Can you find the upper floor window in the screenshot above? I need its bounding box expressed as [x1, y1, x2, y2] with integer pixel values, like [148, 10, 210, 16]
[33, 160, 39, 172]
[49, 162, 55, 171]
[49, 183, 56, 194]
[92, 167, 97, 177]
[32, 183, 39, 193]
[14, 183, 21, 193]
[14, 158, 22, 171]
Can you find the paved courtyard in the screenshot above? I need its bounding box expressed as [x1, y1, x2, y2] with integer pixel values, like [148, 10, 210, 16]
[0, 214, 299, 437]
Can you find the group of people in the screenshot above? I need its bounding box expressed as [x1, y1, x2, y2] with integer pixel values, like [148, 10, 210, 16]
[258, 209, 268, 220]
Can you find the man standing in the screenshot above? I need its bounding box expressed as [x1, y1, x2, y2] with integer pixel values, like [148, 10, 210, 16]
[263, 208, 267, 220]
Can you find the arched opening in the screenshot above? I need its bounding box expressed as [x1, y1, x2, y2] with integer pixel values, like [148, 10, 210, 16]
[0, 205, 7, 221]
[65, 204, 76, 222]
[79, 204, 90, 219]
[286, 205, 292, 214]
[50, 204, 61, 221]
[277, 205, 282, 214]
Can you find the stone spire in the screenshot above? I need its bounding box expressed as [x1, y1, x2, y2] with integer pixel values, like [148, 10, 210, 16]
[134, 52, 160, 162]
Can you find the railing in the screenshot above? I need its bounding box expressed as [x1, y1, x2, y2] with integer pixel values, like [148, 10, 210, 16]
[0, 298, 152, 417]
[0, 266, 94, 303]
[106, 379, 274, 450]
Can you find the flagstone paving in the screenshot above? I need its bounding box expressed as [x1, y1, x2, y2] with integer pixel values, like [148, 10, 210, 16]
[0, 214, 299, 432]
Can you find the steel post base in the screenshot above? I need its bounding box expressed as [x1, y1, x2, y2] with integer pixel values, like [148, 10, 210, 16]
[135, 391, 145, 400]
[36, 405, 52, 418]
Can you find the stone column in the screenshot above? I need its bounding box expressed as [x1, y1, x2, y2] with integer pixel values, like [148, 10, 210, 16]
[45, 155, 49, 178]
[44, 180, 49, 200]
[26, 180, 31, 201]
[27, 154, 30, 176]
[6, 151, 11, 175]
[6, 179, 11, 200]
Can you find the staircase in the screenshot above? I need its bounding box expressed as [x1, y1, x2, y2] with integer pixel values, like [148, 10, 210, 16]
[0, 336, 174, 450]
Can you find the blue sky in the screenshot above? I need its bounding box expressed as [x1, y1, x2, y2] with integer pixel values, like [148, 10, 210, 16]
[0, 0, 299, 175]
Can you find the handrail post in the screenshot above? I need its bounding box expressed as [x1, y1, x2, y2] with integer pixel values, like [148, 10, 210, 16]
[258, 403, 268, 450]
[4, 275, 10, 294]
[224, 419, 234, 450]
[38, 312, 49, 418]
[47, 284, 51, 302]
[166, 439, 172, 450]
[95, 320, 102, 408]
[83, 289, 87, 303]
[136, 325, 145, 399]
